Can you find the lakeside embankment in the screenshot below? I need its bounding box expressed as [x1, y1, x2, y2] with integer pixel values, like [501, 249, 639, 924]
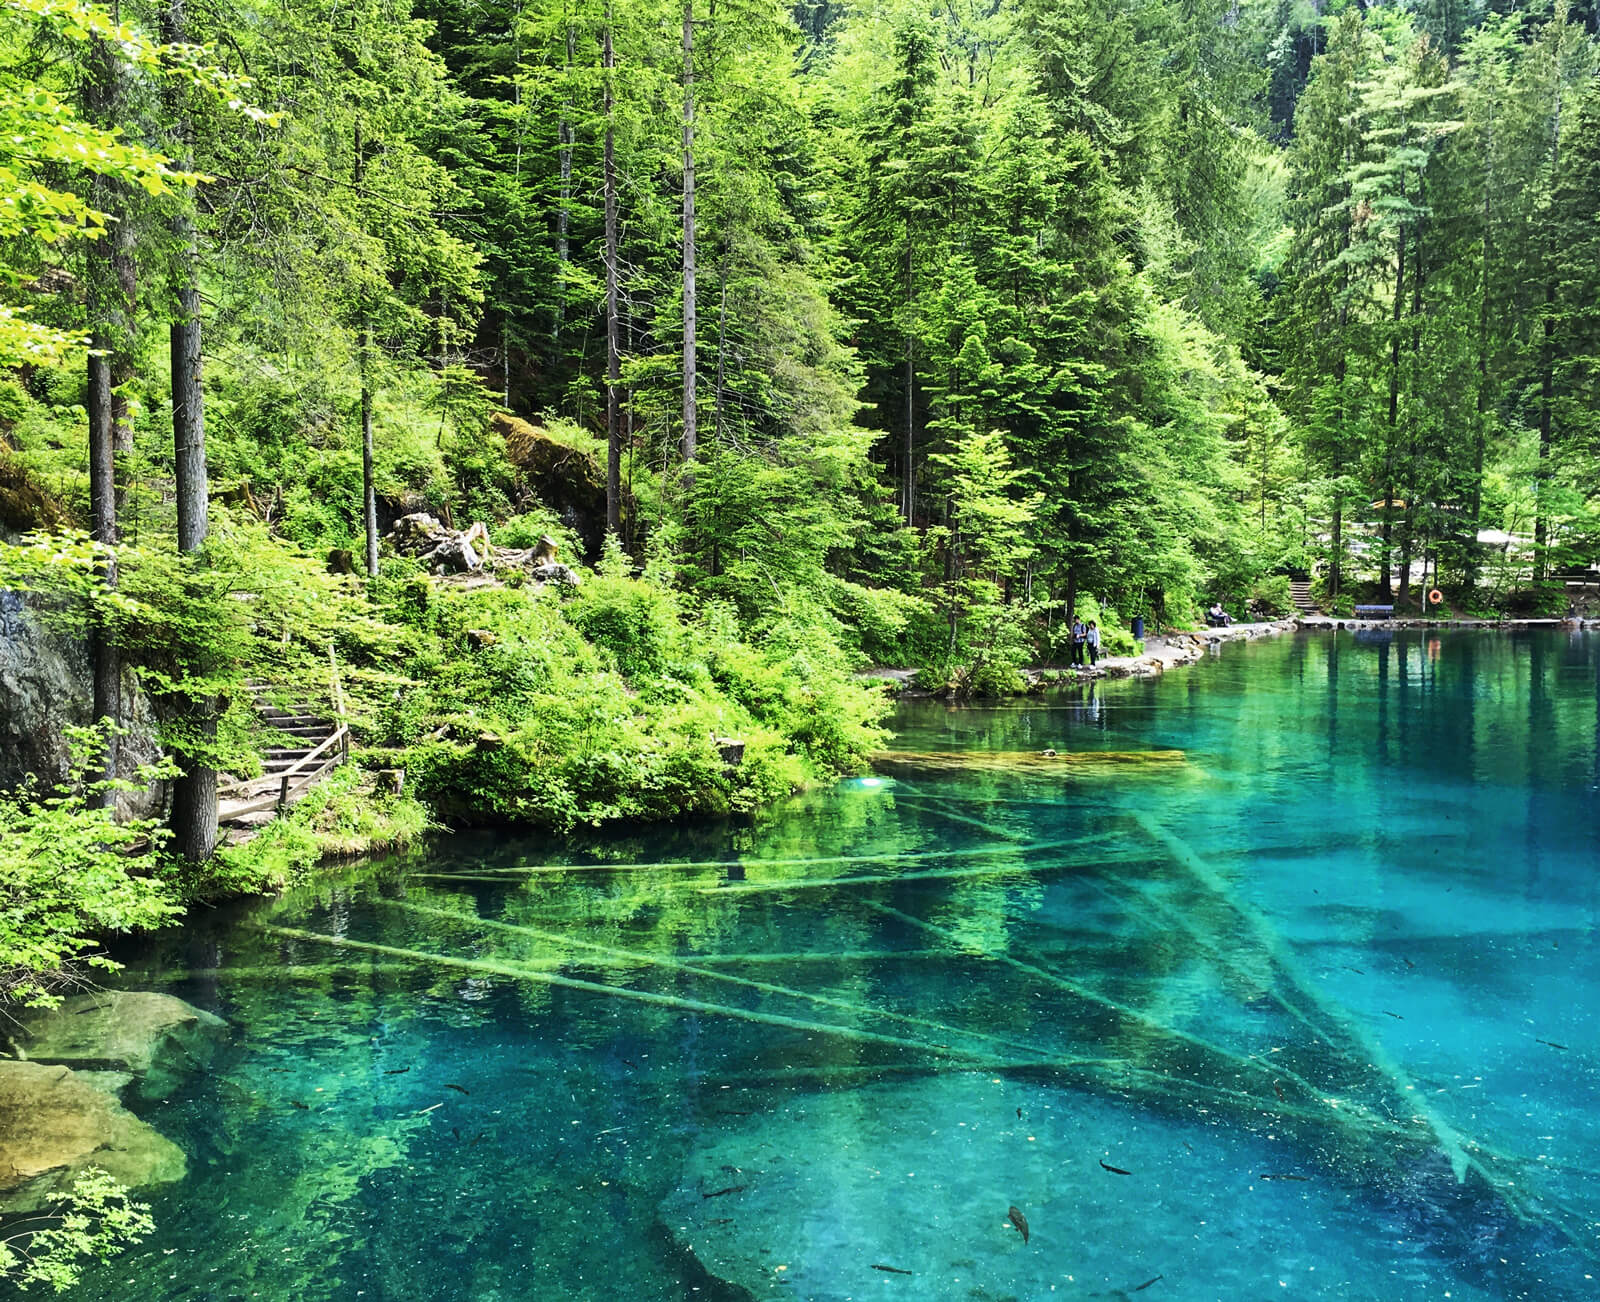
[863, 614, 1593, 696]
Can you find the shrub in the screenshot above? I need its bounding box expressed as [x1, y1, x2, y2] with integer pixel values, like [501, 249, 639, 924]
[0, 730, 179, 1008]
[564, 575, 685, 680]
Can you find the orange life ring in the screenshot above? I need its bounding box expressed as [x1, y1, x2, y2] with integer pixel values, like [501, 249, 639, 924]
[1428, 588, 1443, 606]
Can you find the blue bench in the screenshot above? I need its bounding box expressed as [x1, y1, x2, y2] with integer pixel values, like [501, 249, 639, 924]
[1353, 604, 1394, 619]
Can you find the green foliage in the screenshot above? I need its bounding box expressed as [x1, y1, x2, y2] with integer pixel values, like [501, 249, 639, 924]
[0, 1167, 154, 1293]
[0, 727, 178, 1007]
[391, 571, 887, 831]
[210, 766, 430, 896]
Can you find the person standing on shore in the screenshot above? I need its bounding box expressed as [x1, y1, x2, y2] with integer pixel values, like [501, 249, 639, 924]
[1086, 620, 1101, 666]
[1070, 616, 1087, 666]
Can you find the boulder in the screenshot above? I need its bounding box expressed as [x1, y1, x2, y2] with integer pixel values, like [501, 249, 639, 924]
[15, 991, 228, 1101]
[525, 561, 581, 587]
[0, 1060, 186, 1213]
[0, 590, 166, 821]
[493, 412, 614, 560]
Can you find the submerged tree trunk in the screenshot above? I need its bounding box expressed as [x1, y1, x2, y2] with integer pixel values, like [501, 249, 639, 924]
[603, 9, 622, 539]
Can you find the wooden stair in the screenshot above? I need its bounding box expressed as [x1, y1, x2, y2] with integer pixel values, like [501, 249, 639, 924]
[218, 679, 350, 829]
[1289, 579, 1317, 615]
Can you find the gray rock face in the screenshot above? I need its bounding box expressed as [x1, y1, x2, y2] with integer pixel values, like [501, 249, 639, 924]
[0, 589, 166, 819]
[0, 1060, 186, 1214]
[15, 991, 228, 1101]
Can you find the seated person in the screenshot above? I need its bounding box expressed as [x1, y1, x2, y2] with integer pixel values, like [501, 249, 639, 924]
[1206, 601, 1233, 627]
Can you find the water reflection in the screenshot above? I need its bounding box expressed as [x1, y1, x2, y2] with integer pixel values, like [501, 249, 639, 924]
[72, 630, 1600, 1302]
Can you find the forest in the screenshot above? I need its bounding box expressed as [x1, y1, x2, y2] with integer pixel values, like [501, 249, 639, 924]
[1, 0, 1599, 1037]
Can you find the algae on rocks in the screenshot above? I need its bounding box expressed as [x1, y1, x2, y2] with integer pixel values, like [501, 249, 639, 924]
[0, 1061, 186, 1214]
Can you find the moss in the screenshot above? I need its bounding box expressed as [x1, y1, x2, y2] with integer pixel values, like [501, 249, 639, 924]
[0, 451, 62, 533]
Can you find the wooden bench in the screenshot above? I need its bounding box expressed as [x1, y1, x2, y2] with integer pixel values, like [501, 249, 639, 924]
[1353, 604, 1394, 619]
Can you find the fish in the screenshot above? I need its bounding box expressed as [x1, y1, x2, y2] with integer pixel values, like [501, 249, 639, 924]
[468, 1131, 486, 1147]
[384, 1067, 410, 1075]
[872, 1264, 914, 1275]
[1007, 1205, 1029, 1244]
[1132, 1275, 1164, 1292]
[289, 1100, 309, 1110]
[1016, 1107, 1023, 1119]
[1099, 1160, 1132, 1175]
[1258, 1173, 1309, 1182]
[1272, 1080, 1285, 1101]
[702, 1185, 746, 1200]
[1382, 1010, 1404, 1019]
[1537, 1038, 1569, 1050]
[445, 1083, 470, 1094]
[1403, 957, 1416, 969]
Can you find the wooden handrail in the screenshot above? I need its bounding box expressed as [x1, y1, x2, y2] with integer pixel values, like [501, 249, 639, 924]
[218, 723, 350, 811]
[328, 643, 347, 720]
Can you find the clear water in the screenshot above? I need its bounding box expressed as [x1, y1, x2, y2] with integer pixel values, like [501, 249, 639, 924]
[68, 629, 1600, 1302]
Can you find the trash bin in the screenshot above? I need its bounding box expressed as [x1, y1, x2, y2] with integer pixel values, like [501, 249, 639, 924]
[1132, 616, 1145, 640]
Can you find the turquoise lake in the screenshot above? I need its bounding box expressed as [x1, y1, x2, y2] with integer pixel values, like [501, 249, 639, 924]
[72, 628, 1600, 1301]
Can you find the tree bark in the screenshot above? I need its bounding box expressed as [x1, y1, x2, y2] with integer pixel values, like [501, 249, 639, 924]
[555, 18, 575, 347]
[1380, 211, 1406, 600]
[903, 246, 915, 526]
[86, 345, 119, 805]
[680, 0, 698, 479]
[1468, 102, 1495, 589]
[713, 247, 729, 443]
[1534, 85, 1562, 583]
[355, 117, 379, 577]
[164, 0, 217, 860]
[603, 9, 622, 539]
[83, 35, 130, 805]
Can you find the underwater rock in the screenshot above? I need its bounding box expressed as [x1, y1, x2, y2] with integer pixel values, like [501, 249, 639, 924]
[15, 991, 228, 1101]
[0, 1060, 186, 1213]
[660, 1074, 1502, 1302]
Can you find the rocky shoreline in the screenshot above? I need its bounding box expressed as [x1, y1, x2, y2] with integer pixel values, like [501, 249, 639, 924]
[0, 991, 225, 1213]
[865, 613, 1591, 696]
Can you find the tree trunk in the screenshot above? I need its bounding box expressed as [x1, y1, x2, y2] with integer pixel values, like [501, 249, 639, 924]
[1468, 102, 1495, 590]
[361, 348, 377, 575]
[87, 345, 119, 805]
[603, 9, 622, 539]
[354, 118, 379, 577]
[680, 0, 697, 475]
[903, 246, 915, 526]
[1380, 213, 1406, 600]
[83, 35, 130, 805]
[713, 247, 729, 442]
[1534, 88, 1562, 584]
[555, 19, 575, 347]
[164, 0, 217, 861]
